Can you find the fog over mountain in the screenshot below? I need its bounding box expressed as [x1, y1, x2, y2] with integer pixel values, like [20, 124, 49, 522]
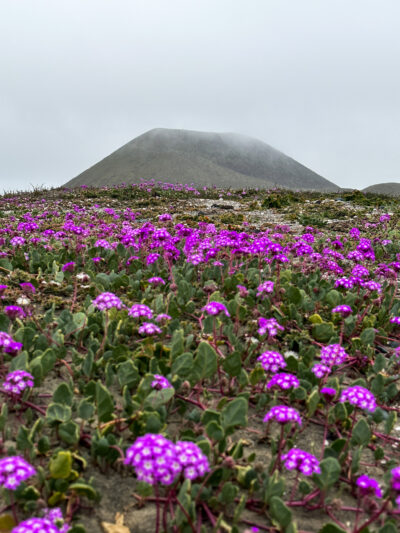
[363, 182, 400, 196]
[64, 128, 339, 192]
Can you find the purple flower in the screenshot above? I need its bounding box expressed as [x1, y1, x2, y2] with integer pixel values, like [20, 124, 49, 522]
[0, 456, 36, 490]
[202, 302, 230, 317]
[128, 304, 153, 319]
[258, 317, 284, 337]
[392, 466, 400, 491]
[91, 257, 103, 263]
[124, 434, 181, 485]
[12, 518, 63, 533]
[334, 277, 355, 290]
[320, 387, 337, 398]
[257, 351, 286, 373]
[159, 213, 172, 221]
[356, 475, 382, 498]
[0, 332, 23, 355]
[340, 385, 376, 412]
[2, 370, 34, 395]
[10, 236, 26, 247]
[155, 313, 171, 322]
[146, 253, 161, 265]
[175, 441, 210, 480]
[320, 344, 348, 366]
[94, 239, 113, 249]
[138, 322, 162, 336]
[332, 305, 352, 317]
[20, 282, 35, 294]
[256, 281, 274, 297]
[61, 262, 75, 272]
[311, 364, 331, 379]
[147, 277, 165, 286]
[151, 375, 172, 390]
[362, 280, 382, 293]
[263, 405, 302, 426]
[92, 292, 124, 311]
[236, 285, 248, 297]
[4, 305, 26, 320]
[390, 317, 400, 326]
[0, 285, 8, 296]
[281, 448, 320, 476]
[267, 373, 299, 390]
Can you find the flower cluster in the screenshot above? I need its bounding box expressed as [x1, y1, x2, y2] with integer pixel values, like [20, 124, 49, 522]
[356, 475, 382, 498]
[124, 434, 209, 485]
[0, 331, 23, 355]
[256, 281, 274, 297]
[267, 373, 299, 390]
[340, 385, 376, 412]
[147, 277, 165, 285]
[311, 364, 331, 378]
[0, 456, 36, 490]
[202, 302, 230, 317]
[128, 304, 153, 319]
[138, 322, 162, 336]
[61, 261, 75, 272]
[4, 305, 26, 320]
[2, 370, 34, 395]
[281, 448, 320, 476]
[257, 351, 286, 373]
[175, 441, 210, 480]
[320, 344, 348, 366]
[390, 317, 400, 326]
[263, 405, 302, 426]
[258, 317, 284, 337]
[92, 292, 124, 311]
[331, 305, 352, 317]
[151, 375, 172, 389]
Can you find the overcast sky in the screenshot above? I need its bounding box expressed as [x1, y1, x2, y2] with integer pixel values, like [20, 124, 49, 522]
[1, 0, 400, 192]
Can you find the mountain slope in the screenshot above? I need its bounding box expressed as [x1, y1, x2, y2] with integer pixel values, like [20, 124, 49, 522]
[363, 182, 400, 196]
[65, 128, 339, 191]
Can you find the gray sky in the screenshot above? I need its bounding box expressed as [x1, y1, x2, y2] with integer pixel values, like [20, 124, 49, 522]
[1, 0, 400, 192]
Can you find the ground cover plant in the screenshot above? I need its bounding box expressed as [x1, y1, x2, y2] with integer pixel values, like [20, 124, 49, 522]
[0, 181, 400, 532]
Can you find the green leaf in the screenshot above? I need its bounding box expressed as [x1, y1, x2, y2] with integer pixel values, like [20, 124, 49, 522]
[72, 312, 87, 328]
[171, 352, 194, 378]
[316, 457, 341, 488]
[307, 389, 320, 416]
[144, 387, 175, 409]
[59, 421, 80, 445]
[222, 351, 242, 377]
[360, 327, 376, 346]
[221, 397, 248, 430]
[170, 329, 185, 359]
[325, 290, 342, 307]
[318, 524, 347, 533]
[78, 399, 95, 420]
[69, 482, 100, 501]
[53, 382, 73, 406]
[95, 382, 114, 423]
[351, 418, 371, 446]
[311, 323, 335, 343]
[0, 513, 16, 531]
[206, 420, 224, 441]
[46, 403, 72, 423]
[218, 482, 239, 505]
[286, 286, 303, 306]
[117, 360, 139, 389]
[269, 496, 292, 528]
[49, 451, 72, 479]
[191, 342, 217, 384]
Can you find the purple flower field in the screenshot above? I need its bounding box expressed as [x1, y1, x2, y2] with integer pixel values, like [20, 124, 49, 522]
[0, 182, 399, 532]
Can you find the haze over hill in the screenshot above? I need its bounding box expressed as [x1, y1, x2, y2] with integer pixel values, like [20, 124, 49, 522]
[65, 128, 340, 191]
[362, 182, 400, 196]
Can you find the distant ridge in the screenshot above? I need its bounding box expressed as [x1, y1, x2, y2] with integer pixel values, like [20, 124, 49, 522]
[65, 128, 339, 191]
[363, 182, 400, 196]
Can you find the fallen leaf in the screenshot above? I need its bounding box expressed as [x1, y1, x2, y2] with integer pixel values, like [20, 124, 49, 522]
[102, 513, 130, 533]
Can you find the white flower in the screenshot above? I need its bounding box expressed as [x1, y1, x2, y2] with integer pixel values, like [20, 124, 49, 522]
[16, 296, 30, 306]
